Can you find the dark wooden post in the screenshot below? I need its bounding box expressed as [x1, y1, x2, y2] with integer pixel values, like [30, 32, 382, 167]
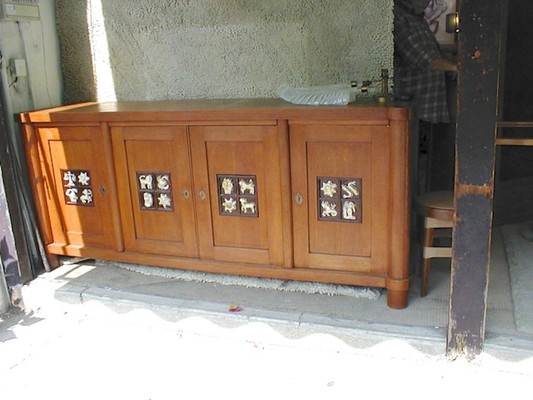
[447, 0, 504, 359]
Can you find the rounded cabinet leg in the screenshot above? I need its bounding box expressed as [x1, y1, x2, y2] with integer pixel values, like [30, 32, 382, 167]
[387, 289, 409, 309]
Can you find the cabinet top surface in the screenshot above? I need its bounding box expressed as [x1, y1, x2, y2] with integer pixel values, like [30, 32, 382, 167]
[20, 98, 410, 123]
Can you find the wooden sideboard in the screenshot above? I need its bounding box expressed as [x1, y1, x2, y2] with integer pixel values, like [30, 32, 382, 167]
[19, 99, 411, 308]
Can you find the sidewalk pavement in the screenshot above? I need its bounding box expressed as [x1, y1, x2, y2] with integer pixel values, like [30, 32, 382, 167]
[1, 262, 532, 400]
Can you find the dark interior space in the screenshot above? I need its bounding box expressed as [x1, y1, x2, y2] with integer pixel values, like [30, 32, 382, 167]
[493, 0, 533, 226]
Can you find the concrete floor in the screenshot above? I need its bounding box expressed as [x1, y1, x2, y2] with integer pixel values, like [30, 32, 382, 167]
[29, 226, 533, 348]
[2, 289, 531, 399]
[1, 226, 532, 399]
[4, 226, 532, 346]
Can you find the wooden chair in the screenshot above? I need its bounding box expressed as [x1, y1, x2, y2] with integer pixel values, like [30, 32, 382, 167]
[416, 191, 454, 297]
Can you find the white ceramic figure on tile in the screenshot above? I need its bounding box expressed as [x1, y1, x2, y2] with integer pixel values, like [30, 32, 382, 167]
[156, 174, 170, 190]
[223, 197, 237, 213]
[78, 171, 91, 186]
[63, 171, 77, 187]
[143, 192, 154, 208]
[321, 201, 337, 217]
[222, 178, 234, 194]
[342, 201, 357, 220]
[239, 198, 256, 214]
[239, 179, 255, 195]
[80, 189, 93, 204]
[158, 193, 172, 209]
[321, 180, 337, 197]
[342, 181, 359, 198]
[139, 174, 153, 190]
[65, 188, 79, 203]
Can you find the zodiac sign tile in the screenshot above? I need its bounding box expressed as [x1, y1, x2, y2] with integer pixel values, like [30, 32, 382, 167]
[317, 177, 362, 223]
[61, 169, 94, 207]
[137, 171, 173, 212]
[217, 174, 258, 217]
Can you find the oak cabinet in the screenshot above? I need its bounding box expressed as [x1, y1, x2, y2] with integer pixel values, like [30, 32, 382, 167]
[290, 124, 390, 274]
[27, 124, 123, 255]
[111, 124, 198, 257]
[109, 123, 287, 265]
[189, 125, 287, 266]
[20, 99, 411, 308]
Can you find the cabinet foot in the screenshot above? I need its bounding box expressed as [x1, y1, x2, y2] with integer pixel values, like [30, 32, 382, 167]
[47, 254, 60, 270]
[387, 289, 409, 309]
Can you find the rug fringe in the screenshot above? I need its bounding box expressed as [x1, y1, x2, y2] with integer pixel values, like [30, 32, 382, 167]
[97, 260, 381, 300]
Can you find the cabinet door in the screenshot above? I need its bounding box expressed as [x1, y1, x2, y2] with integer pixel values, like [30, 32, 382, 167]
[111, 125, 198, 257]
[36, 125, 122, 252]
[290, 124, 391, 274]
[190, 125, 286, 266]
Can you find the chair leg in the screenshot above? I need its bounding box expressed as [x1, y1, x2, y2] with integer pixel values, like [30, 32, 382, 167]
[421, 225, 434, 297]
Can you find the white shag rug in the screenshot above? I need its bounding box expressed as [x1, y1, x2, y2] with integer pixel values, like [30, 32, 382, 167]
[99, 260, 381, 300]
[501, 221, 533, 334]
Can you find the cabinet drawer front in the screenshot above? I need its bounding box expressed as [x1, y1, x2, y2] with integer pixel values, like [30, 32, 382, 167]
[112, 126, 198, 257]
[290, 124, 392, 273]
[190, 125, 286, 266]
[36, 125, 122, 251]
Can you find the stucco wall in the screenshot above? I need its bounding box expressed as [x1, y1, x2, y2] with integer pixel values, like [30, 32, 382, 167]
[56, 0, 393, 104]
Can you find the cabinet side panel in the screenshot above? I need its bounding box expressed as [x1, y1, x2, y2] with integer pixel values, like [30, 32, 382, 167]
[23, 124, 54, 245]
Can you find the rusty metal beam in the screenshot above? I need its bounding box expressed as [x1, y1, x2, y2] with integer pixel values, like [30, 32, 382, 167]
[447, 0, 504, 359]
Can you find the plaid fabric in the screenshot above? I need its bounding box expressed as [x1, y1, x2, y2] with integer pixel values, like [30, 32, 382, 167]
[394, 0, 450, 123]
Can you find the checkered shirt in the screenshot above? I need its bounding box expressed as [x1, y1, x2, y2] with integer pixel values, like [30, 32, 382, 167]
[394, 0, 450, 123]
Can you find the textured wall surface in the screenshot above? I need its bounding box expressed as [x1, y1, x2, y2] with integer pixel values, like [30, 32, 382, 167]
[56, 0, 393, 103]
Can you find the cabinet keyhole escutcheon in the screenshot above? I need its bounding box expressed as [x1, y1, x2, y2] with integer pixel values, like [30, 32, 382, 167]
[182, 188, 190, 199]
[99, 185, 106, 194]
[198, 190, 206, 201]
[295, 192, 304, 205]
